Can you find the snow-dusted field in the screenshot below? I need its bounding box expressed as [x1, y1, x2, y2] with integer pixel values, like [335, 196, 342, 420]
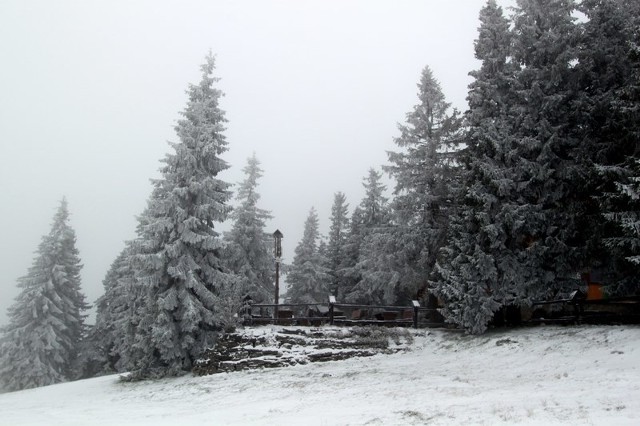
[0, 325, 638, 425]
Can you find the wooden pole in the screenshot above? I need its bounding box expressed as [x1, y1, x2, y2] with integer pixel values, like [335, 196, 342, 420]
[329, 295, 336, 326]
[274, 260, 280, 322]
[412, 300, 420, 329]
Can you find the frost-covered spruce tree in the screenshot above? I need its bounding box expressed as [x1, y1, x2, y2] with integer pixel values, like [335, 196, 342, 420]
[432, 0, 520, 333]
[317, 238, 330, 266]
[506, 0, 584, 298]
[603, 0, 640, 276]
[344, 169, 393, 303]
[576, 0, 640, 295]
[0, 198, 87, 391]
[381, 66, 462, 306]
[127, 53, 236, 378]
[326, 192, 350, 297]
[339, 207, 364, 301]
[604, 160, 640, 268]
[286, 208, 331, 304]
[387, 66, 462, 234]
[357, 169, 390, 231]
[110, 240, 150, 373]
[436, 0, 584, 333]
[224, 154, 275, 304]
[80, 242, 138, 377]
[354, 224, 411, 305]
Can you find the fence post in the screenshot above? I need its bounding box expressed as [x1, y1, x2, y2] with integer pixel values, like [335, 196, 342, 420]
[569, 289, 586, 325]
[573, 298, 585, 325]
[412, 300, 420, 329]
[329, 295, 336, 326]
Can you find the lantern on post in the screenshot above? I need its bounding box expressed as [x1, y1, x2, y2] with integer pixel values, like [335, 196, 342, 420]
[273, 229, 283, 259]
[273, 230, 283, 320]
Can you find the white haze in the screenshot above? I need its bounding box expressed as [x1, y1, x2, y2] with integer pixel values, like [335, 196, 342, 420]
[0, 0, 516, 324]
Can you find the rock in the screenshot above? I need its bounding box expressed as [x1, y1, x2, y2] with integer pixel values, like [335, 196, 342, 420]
[193, 327, 414, 376]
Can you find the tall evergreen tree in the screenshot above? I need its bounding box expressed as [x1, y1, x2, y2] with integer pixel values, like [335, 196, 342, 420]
[344, 169, 393, 303]
[80, 242, 138, 377]
[286, 208, 330, 304]
[0, 198, 87, 391]
[608, 0, 640, 275]
[507, 0, 583, 298]
[381, 66, 462, 306]
[434, 0, 640, 333]
[357, 169, 390, 230]
[111, 238, 150, 373]
[436, 0, 587, 333]
[326, 192, 350, 297]
[577, 0, 640, 294]
[339, 207, 364, 301]
[604, 159, 640, 268]
[126, 53, 236, 378]
[225, 154, 275, 304]
[433, 0, 521, 333]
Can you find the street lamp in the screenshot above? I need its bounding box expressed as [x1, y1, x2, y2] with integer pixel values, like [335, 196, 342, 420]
[273, 229, 283, 320]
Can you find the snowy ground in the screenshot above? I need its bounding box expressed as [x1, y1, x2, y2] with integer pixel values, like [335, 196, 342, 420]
[0, 325, 638, 425]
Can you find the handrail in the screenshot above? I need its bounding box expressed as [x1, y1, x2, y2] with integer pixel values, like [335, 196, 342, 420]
[249, 303, 327, 308]
[530, 293, 640, 325]
[242, 296, 443, 329]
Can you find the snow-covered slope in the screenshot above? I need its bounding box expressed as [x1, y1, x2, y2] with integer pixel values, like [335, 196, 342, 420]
[0, 325, 638, 425]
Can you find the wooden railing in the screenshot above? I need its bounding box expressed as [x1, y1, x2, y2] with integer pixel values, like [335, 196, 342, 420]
[243, 297, 444, 329]
[530, 291, 640, 325]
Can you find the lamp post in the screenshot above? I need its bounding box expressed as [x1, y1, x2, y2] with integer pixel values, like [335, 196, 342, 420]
[273, 229, 283, 321]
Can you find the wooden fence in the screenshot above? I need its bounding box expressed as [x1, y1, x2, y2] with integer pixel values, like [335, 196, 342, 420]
[243, 297, 445, 329]
[530, 290, 640, 325]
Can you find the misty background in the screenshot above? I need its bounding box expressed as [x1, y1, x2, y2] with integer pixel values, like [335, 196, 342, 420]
[0, 0, 513, 324]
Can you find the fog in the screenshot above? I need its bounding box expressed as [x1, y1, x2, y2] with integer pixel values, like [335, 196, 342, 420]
[0, 0, 514, 325]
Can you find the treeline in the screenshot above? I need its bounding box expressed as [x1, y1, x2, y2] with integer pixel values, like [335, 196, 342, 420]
[287, 0, 640, 333]
[0, 54, 279, 390]
[1, 0, 639, 392]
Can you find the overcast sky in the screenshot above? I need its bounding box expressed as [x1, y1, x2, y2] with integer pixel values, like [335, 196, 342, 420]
[0, 0, 515, 325]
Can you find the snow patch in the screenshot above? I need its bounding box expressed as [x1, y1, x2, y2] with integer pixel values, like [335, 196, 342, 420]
[1, 325, 639, 425]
